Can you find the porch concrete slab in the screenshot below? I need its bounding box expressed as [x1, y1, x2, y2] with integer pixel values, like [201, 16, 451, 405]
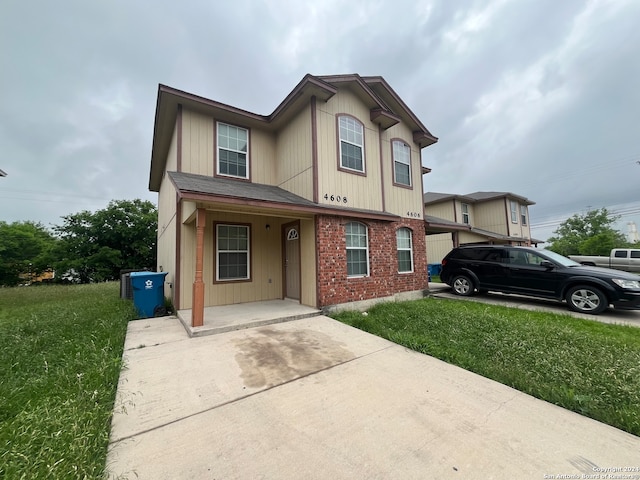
[107, 316, 640, 480]
[177, 299, 322, 337]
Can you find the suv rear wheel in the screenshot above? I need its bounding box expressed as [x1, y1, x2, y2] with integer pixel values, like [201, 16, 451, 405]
[565, 285, 607, 314]
[451, 274, 475, 296]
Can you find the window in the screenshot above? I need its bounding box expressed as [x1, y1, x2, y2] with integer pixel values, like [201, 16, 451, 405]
[510, 201, 518, 223]
[520, 205, 528, 225]
[217, 122, 248, 179]
[346, 222, 369, 276]
[614, 250, 628, 258]
[338, 116, 364, 173]
[461, 203, 470, 224]
[392, 140, 411, 186]
[632, 251, 640, 259]
[396, 228, 413, 273]
[216, 224, 250, 281]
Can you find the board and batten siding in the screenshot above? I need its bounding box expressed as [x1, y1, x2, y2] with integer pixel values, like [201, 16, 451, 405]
[380, 122, 424, 218]
[425, 201, 456, 222]
[157, 124, 179, 301]
[315, 89, 383, 212]
[425, 233, 454, 265]
[474, 199, 508, 235]
[276, 104, 314, 200]
[180, 108, 277, 185]
[299, 218, 317, 306]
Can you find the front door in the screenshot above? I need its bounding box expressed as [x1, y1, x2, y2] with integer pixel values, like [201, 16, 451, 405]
[284, 223, 300, 300]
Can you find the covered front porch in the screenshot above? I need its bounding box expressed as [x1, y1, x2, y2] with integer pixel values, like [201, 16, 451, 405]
[177, 299, 322, 337]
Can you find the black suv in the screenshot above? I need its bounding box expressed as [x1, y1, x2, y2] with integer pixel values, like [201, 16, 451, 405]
[440, 245, 640, 315]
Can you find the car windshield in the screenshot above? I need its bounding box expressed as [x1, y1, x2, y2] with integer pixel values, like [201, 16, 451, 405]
[538, 249, 580, 267]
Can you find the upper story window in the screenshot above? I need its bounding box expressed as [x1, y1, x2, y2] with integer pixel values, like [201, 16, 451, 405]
[520, 205, 528, 226]
[461, 203, 470, 224]
[345, 221, 369, 277]
[338, 116, 365, 173]
[396, 227, 413, 273]
[392, 140, 411, 187]
[217, 122, 249, 179]
[510, 201, 518, 223]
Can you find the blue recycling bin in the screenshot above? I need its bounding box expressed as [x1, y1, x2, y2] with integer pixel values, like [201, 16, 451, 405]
[130, 271, 168, 318]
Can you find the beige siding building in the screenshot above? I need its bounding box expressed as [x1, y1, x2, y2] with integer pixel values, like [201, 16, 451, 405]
[149, 74, 438, 328]
[424, 192, 537, 265]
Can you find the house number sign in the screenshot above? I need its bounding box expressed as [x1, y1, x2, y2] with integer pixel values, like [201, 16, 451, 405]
[324, 193, 348, 204]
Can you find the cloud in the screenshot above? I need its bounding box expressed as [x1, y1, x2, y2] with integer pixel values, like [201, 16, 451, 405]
[0, 0, 638, 242]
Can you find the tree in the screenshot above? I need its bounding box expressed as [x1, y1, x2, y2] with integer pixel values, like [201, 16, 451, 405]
[53, 199, 157, 282]
[546, 208, 628, 256]
[0, 221, 57, 286]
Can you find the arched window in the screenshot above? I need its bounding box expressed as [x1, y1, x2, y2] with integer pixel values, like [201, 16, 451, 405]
[392, 140, 411, 186]
[397, 227, 413, 273]
[346, 221, 369, 276]
[338, 116, 365, 173]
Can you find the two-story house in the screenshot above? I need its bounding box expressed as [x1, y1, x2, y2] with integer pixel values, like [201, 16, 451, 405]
[424, 192, 537, 264]
[149, 74, 437, 327]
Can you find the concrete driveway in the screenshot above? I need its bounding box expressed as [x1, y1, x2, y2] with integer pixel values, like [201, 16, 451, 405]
[106, 313, 640, 479]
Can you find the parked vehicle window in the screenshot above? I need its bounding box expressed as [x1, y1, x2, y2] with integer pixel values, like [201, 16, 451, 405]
[396, 227, 413, 273]
[338, 116, 365, 173]
[455, 247, 490, 261]
[217, 122, 249, 179]
[632, 251, 640, 259]
[346, 222, 369, 276]
[392, 140, 411, 186]
[614, 250, 628, 258]
[484, 250, 504, 263]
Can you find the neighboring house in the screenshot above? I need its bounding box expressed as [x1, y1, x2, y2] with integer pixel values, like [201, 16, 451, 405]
[424, 192, 538, 264]
[149, 74, 438, 326]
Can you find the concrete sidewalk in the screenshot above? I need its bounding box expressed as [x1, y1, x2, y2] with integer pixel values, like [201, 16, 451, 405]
[106, 315, 640, 479]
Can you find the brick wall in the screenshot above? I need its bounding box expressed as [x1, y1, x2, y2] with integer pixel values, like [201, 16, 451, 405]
[316, 215, 427, 307]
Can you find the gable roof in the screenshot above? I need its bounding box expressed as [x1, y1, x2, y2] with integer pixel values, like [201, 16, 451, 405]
[168, 172, 400, 222]
[423, 191, 535, 206]
[425, 214, 543, 243]
[150, 74, 437, 191]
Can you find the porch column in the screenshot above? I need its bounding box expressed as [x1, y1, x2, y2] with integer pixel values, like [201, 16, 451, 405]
[192, 208, 206, 327]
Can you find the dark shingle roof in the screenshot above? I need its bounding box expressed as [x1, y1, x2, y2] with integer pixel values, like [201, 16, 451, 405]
[168, 171, 318, 207]
[168, 171, 400, 221]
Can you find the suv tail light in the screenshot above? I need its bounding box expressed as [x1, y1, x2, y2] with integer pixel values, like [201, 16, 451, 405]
[441, 259, 447, 266]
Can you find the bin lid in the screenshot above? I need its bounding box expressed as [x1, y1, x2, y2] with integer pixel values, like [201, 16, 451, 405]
[130, 271, 168, 278]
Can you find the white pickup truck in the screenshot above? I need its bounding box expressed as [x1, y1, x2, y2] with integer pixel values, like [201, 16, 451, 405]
[569, 248, 640, 273]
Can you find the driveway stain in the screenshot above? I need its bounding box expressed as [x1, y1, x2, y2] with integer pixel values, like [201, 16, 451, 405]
[233, 327, 355, 388]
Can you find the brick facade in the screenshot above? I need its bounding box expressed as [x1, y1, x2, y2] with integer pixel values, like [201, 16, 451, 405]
[316, 215, 428, 307]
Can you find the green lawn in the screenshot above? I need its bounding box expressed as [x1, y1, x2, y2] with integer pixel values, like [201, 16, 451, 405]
[331, 297, 640, 437]
[0, 282, 137, 480]
[3, 284, 639, 480]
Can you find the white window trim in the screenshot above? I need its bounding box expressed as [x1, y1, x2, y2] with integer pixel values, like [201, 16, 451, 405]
[392, 140, 411, 187]
[338, 116, 365, 173]
[346, 221, 369, 277]
[461, 203, 470, 225]
[510, 201, 518, 224]
[397, 228, 414, 274]
[216, 224, 250, 281]
[520, 204, 528, 225]
[216, 121, 249, 179]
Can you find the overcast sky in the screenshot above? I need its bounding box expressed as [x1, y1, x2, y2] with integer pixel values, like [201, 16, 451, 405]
[2, 0, 639, 243]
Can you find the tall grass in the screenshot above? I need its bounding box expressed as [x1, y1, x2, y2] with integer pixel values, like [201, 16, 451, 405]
[332, 297, 640, 436]
[0, 282, 136, 479]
